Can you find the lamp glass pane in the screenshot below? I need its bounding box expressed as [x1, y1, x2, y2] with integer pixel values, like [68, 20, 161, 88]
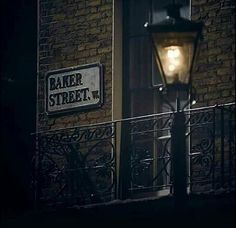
[152, 32, 196, 85]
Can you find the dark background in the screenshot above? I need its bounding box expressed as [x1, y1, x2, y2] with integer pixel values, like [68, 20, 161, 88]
[0, 0, 37, 216]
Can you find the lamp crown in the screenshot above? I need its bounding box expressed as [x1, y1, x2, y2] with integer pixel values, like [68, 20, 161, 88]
[166, 4, 182, 19]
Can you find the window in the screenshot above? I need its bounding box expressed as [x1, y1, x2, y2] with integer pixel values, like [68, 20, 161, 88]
[116, 0, 191, 198]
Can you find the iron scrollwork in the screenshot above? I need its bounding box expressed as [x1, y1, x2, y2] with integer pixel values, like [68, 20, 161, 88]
[35, 123, 116, 207]
[129, 113, 173, 194]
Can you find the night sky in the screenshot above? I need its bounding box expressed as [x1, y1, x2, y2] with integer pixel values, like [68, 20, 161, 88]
[0, 0, 37, 215]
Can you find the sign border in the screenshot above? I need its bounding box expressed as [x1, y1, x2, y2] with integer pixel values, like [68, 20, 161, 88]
[45, 63, 104, 116]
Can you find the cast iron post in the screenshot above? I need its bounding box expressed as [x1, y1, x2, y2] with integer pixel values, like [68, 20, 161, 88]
[171, 97, 187, 206]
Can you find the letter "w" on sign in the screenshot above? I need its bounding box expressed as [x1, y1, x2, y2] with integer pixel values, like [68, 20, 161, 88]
[92, 90, 99, 99]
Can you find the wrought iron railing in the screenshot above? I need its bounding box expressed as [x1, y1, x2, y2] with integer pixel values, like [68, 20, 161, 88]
[33, 103, 235, 208]
[128, 103, 236, 196]
[34, 122, 116, 207]
[189, 103, 235, 192]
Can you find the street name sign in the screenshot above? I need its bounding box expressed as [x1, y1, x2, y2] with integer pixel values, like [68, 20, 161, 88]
[46, 63, 103, 114]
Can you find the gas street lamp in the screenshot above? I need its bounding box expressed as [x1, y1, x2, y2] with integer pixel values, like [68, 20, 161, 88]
[145, 2, 203, 205]
[145, 3, 203, 92]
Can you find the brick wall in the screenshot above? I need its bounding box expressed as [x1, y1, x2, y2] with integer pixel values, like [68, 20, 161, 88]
[191, 0, 235, 107]
[38, 0, 112, 131]
[38, 0, 235, 131]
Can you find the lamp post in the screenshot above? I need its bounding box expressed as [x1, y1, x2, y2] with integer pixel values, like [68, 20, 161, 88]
[145, 3, 203, 205]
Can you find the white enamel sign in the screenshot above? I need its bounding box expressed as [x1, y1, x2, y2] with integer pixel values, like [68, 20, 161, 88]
[46, 63, 103, 114]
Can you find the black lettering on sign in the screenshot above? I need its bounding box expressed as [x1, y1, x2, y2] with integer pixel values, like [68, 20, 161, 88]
[92, 90, 99, 99]
[61, 92, 68, 105]
[48, 88, 90, 107]
[75, 73, 83, 86]
[81, 88, 90, 101]
[75, 89, 82, 102]
[50, 78, 56, 90]
[49, 73, 84, 91]
[55, 77, 62, 90]
[49, 94, 55, 106]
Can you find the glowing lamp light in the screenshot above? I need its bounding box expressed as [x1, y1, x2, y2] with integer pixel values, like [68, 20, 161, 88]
[145, 4, 203, 91]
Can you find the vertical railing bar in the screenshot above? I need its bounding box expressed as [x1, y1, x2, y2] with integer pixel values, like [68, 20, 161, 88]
[34, 133, 40, 210]
[113, 121, 117, 200]
[228, 107, 232, 190]
[234, 109, 236, 190]
[119, 119, 131, 199]
[232, 106, 236, 191]
[153, 115, 158, 192]
[189, 111, 193, 193]
[37, 133, 43, 208]
[220, 107, 225, 188]
[154, 123, 159, 189]
[212, 107, 216, 191]
[186, 110, 191, 194]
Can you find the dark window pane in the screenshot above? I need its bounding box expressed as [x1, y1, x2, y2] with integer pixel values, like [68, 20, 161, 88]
[128, 0, 150, 37]
[131, 90, 154, 116]
[129, 36, 152, 89]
